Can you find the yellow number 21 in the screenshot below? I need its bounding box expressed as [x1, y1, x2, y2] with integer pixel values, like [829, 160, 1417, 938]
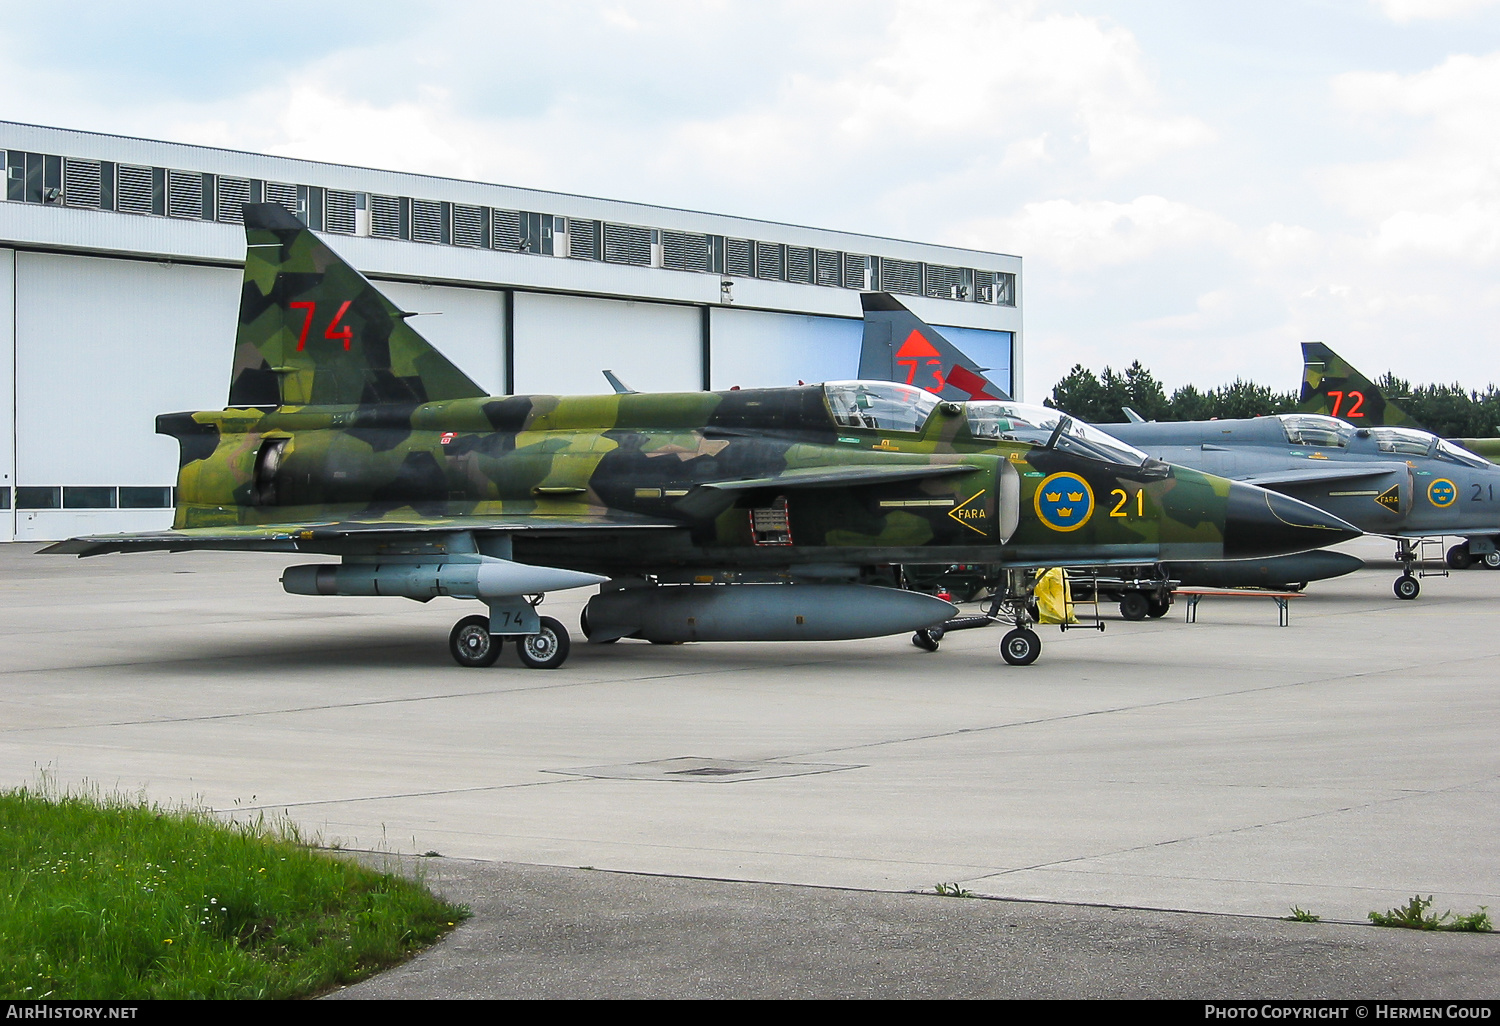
[1110, 488, 1144, 517]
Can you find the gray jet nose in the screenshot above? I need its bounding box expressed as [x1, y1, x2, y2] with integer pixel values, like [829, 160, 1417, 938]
[1221, 482, 1362, 559]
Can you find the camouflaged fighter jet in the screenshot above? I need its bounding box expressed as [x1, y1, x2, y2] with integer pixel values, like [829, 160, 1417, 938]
[44, 204, 1358, 668]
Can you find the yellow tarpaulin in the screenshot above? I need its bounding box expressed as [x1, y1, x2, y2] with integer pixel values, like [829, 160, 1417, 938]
[1033, 568, 1078, 625]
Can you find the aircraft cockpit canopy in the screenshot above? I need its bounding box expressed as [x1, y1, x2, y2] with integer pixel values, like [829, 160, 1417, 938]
[823, 381, 941, 433]
[966, 401, 1152, 467]
[1369, 426, 1434, 457]
[1433, 437, 1491, 468]
[1279, 414, 1353, 449]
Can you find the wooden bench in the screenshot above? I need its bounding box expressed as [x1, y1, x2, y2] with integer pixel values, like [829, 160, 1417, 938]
[1175, 588, 1303, 627]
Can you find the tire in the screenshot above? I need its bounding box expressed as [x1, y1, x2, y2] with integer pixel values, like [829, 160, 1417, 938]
[1119, 592, 1150, 621]
[517, 616, 571, 669]
[1484, 551, 1500, 569]
[1394, 574, 1421, 600]
[1447, 544, 1474, 570]
[912, 628, 941, 652]
[1145, 597, 1171, 618]
[1000, 628, 1042, 666]
[449, 614, 500, 668]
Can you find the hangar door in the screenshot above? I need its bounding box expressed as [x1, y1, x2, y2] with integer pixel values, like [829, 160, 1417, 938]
[375, 280, 505, 396]
[13, 252, 241, 539]
[0, 249, 12, 542]
[709, 308, 861, 391]
[512, 292, 700, 396]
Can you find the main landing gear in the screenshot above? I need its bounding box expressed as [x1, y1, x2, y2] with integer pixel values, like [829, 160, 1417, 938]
[448, 611, 572, 669]
[1445, 541, 1500, 570]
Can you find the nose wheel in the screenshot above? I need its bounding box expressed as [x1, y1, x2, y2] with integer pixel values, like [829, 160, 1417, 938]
[1394, 574, 1420, 600]
[1000, 628, 1042, 666]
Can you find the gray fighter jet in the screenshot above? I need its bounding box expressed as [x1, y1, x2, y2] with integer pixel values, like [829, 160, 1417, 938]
[856, 295, 1500, 601]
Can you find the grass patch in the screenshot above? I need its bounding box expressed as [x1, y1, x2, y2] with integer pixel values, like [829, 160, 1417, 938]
[0, 784, 467, 999]
[1368, 895, 1493, 933]
[1286, 906, 1321, 923]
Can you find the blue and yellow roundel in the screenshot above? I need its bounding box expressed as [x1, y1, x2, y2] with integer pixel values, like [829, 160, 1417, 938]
[1034, 472, 1095, 532]
[1428, 478, 1457, 507]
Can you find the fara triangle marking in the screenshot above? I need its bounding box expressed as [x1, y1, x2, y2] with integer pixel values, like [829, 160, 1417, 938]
[896, 329, 940, 358]
[1375, 485, 1400, 512]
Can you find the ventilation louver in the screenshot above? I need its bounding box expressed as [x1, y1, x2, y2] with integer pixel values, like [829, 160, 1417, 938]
[568, 218, 601, 260]
[324, 190, 357, 234]
[412, 199, 443, 243]
[216, 177, 251, 223]
[166, 169, 203, 219]
[491, 208, 523, 250]
[604, 222, 651, 265]
[263, 181, 299, 214]
[369, 194, 402, 238]
[786, 246, 813, 284]
[662, 229, 711, 272]
[725, 238, 753, 277]
[452, 203, 483, 247]
[924, 263, 966, 300]
[62, 158, 102, 209]
[115, 164, 154, 215]
[843, 254, 869, 290]
[814, 249, 841, 287]
[880, 257, 921, 295]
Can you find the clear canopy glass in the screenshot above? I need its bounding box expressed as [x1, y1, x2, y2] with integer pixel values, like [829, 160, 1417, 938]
[965, 400, 1152, 467]
[1278, 414, 1354, 448]
[823, 381, 941, 433]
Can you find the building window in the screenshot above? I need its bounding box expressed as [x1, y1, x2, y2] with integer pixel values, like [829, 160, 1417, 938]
[119, 487, 173, 508]
[814, 249, 842, 287]
[725, 238, 754, 277]
[452, 203, 483, 247]
[786, 246, 813, 284]
[661, 229, 711, 272]
[603, 222, 651, 266]
[16, 487, 61, 509]
[843, 254, 870, 290]
[491, 208, 523, 250]
[880, 257, 921, 295]
[754, 241, 785, 281]
[63, 486, 116, 509]
[567, 218, 601, 260]
[62, 158, 103, 209]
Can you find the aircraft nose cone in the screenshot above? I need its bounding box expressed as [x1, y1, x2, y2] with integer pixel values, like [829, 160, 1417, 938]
[1221, 482, 1362, 559]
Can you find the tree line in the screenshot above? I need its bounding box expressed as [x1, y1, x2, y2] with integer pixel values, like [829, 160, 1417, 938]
[1045, 361, 1500, 439]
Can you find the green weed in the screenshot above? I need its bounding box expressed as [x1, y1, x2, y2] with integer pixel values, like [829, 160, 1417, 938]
[934, 882, 974, 898]
[0, 784, 467, 999]
[1286, 906, 1321, 923]
[1368, 895, 1493, 932]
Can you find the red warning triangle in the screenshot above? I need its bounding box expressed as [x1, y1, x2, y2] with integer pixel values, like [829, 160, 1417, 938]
[895, 329, 940, 358]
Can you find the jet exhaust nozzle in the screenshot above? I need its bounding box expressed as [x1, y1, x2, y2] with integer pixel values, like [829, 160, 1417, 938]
[583, 583, 957, 644]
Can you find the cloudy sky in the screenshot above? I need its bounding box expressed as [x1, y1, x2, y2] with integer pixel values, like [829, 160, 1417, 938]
[3, 0, 1500, 398]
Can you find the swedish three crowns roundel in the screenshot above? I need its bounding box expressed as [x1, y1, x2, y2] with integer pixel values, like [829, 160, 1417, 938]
[1034, 472, 1095, 532]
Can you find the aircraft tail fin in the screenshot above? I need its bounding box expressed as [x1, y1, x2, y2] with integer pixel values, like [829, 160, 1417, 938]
[228, 202, 486, 407]
[1297, 341, 1417, 428]
[858, 292, 1011, 401]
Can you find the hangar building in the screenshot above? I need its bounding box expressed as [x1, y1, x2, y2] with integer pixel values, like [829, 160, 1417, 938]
[0, 121, 1022, 542]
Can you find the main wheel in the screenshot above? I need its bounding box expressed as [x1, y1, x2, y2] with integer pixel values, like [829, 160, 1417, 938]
[449, 614, 500, 668]
[1145, 597, 1171, 618]
[517, 615, 571, 669]
[1000, 628, 1042, 666]
[1119, 592, 1150, 621]
[1394, 574, 1421, 600]
[912, 628, 941, 652]
[1447, 543, 1474, 570]
[1483, 551, 1500, 569]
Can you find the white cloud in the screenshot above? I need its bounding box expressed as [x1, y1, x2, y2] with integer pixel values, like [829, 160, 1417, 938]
[966, 196, 1237, 272]
[1374, 0, 1500, 22]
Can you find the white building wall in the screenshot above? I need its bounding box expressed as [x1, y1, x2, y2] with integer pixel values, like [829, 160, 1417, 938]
[709, 308, 862, 391]
[0, 248, 13, 542]
[512, 293, 700, 396]
[13, 252, 240, 540]
[376, 280, 506, 396]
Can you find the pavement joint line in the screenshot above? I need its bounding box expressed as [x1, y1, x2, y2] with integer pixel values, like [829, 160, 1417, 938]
[352, 850, 1395, 929]
[961, 771, 1500, 886]
[215, 774, 588, 814]
[983, 863, 1500, 902]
